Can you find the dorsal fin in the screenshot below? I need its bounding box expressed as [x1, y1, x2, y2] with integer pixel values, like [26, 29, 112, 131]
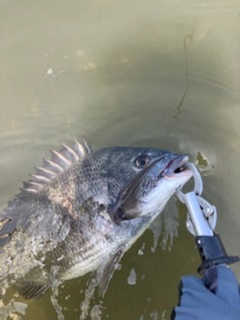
[20, 139, 92, 195]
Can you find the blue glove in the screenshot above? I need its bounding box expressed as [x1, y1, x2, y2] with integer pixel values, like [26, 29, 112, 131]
[171, 265, 240, 320]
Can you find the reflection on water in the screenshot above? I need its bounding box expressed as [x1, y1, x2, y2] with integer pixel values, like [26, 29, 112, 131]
[0, 0, 240, 319]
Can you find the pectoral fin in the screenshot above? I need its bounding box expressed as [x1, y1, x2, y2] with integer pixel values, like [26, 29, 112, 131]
[98, 245, 126, 297]
[15, 281, 50, 300]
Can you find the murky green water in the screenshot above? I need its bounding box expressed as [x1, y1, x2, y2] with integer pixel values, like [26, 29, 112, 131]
[0, 0, 240, 319]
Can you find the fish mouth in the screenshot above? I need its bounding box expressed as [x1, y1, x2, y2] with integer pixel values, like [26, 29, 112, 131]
[159, 155, 192, 180]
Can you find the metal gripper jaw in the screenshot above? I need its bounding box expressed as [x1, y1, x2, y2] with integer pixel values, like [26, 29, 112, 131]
[175, 162, 240, 273]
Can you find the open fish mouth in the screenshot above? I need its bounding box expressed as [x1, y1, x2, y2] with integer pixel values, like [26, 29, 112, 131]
[159, 155, 192, 180]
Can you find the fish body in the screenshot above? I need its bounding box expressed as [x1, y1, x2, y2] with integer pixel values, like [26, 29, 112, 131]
[0, 141, 192, 299]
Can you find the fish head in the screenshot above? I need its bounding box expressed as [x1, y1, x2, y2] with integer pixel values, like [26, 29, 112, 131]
[91, 147, 192, 223]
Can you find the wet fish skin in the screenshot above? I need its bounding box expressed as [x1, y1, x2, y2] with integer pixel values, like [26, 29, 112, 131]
[0, 142, 192, 299]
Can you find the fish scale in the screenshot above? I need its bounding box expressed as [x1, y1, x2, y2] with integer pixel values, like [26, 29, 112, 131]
[0, 140, 192, 299]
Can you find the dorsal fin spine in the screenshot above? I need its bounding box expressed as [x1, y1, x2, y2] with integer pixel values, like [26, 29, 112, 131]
[42, 159, 63, 173]
[73, 139, 86, 157]
[19, 139, 91, 196]
[61, 143, 79, 161]
[50, 150, 71, 168]
[20, 188, 38, 194]
[83, 138, 91, 154]
[36, 166, 56, 177]
[31, 174, 50, 183]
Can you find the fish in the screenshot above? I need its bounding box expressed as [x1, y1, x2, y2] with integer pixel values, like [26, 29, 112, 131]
[0, 139, 192, 300]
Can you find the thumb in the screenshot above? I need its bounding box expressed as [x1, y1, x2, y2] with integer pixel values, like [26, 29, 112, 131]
[203, 265, 240, 304]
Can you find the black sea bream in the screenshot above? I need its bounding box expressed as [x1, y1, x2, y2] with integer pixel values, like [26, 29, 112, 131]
[0, 140, 192, 299]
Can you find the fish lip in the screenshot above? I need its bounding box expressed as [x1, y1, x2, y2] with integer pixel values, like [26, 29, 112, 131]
[159, 154, 191, 179]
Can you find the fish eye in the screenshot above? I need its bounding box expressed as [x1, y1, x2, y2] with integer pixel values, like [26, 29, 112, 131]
[135, 155, 150, 168]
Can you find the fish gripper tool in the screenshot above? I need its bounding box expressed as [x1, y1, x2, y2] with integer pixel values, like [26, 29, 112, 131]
[176, 162, 240, 274]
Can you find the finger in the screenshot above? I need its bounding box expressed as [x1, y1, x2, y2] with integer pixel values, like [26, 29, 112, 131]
[170, 307, 176, 320]
[179, 276, 207, 305]
[203, 265, 240, 304]
[172, 276, 205, 320]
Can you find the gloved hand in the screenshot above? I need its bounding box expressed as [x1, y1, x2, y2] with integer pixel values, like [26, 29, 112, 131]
[171, 265, 240, 320]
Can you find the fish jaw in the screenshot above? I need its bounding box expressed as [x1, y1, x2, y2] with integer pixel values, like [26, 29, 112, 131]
[161, 155, 193, 181]
[136, 155, 193, 218]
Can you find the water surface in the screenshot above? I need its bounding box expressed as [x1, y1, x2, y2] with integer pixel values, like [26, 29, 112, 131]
[0, 0, 240, 319]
